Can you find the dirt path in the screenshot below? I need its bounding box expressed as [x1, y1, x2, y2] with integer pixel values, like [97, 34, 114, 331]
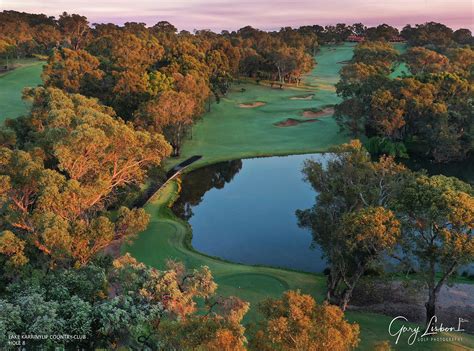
[351, 281, 474, 333]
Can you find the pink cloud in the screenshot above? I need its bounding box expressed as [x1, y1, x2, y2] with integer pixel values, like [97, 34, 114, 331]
[2, 0, 473, 31]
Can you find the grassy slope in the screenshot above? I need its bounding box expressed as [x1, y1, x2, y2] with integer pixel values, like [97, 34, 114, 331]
[125, 181, 327, 322]
[0, 60, 43, 123]
[126, 43, 474, 349]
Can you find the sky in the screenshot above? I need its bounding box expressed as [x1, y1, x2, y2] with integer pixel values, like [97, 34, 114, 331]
[2, 0, 473, 31]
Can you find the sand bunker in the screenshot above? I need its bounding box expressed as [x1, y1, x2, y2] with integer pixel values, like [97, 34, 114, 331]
[302, 107, 335, 118]
[289, 94, 314, 100]
[274, 118, 318, 127]
[238, 101, 266, 108]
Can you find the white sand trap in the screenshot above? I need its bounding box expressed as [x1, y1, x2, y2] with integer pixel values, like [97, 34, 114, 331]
[290, 94, 314, 100]
[238, 101, 266, 108]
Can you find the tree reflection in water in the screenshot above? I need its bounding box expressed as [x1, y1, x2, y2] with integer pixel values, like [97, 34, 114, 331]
[172, 160, 243, 221]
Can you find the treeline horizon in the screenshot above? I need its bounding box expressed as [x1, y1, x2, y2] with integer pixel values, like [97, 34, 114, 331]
[1, 9, 473, 36]
[1, 10, 472, 160]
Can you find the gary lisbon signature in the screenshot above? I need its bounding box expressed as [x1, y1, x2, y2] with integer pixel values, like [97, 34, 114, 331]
[388, 315, 468, 345]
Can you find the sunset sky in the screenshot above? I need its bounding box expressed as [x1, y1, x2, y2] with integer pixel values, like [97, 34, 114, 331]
[3, 0, 473, 31]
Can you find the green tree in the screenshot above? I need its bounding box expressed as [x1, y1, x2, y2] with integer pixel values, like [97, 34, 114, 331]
[42, 48, 104, 93]
[452, 28, 473, 45]
[135, 90, 196, 156]
[365, 24, 399, 41]
[352, 41, 399, 68]
[404, 47, 450, 75]
[58, 12, 90, 50]
[1, 88, 171, 266]
[401, 22, 454, 49]
[336, 206, 400, 310]
[395, 175, 474, 326]
[297, 141, 407, 307]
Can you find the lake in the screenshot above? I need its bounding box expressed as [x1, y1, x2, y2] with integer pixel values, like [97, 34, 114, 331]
[173, 153, 332, 273]
[172, 152, 473, 274]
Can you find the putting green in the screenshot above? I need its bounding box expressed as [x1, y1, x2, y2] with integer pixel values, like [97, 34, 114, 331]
[125, 180, 474, 349]
[0, 60, 43, 123]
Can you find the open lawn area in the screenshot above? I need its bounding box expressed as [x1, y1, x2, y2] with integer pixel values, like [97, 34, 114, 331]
[0, 60, 43, 123]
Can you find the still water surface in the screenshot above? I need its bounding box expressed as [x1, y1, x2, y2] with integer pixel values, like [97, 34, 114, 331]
[173, 154, 332, 273]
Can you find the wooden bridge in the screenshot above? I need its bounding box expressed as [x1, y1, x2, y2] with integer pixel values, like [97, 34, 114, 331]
[166, 155, 203, 180]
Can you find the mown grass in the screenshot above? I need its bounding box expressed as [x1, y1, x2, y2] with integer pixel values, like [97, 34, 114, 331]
[1, 44, 470, 350]
[0, 59, 43, 123]
[167, 44, 355, 170]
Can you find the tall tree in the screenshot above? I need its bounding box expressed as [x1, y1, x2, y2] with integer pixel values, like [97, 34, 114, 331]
[58, 12, 90, 50]
[404, 47, 450, 75]
[1, 88, 172, 266]
[335, 206, 400, 310]
[135, 90, 196, 156]
[297, 141, 407, 307]
[395, 175, 474, 326]
[42, 48, 104, 93]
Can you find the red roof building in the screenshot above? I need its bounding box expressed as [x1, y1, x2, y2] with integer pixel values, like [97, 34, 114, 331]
[347, 35, 365, 42]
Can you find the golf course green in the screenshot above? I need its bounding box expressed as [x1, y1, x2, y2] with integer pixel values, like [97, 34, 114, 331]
[1, 44, 471, 350]
[0, 60, 43, 123]
[169, 44, 355, 170]
[125, 43, 474, 350]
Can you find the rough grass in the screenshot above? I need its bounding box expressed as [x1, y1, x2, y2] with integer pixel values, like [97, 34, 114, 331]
[0, 60, 43, 123]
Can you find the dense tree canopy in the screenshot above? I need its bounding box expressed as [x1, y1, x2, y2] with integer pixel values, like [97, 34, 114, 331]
[249, 290, 360, 350]
[335, 39, 474, 162]
[0, 88, 171, 267]
[1, 10, 472, 348]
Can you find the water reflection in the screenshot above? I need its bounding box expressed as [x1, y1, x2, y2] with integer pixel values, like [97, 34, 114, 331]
[173, 154, 328, 273]
[171, 152, 474, 274]
[173, 160, 243, 221]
